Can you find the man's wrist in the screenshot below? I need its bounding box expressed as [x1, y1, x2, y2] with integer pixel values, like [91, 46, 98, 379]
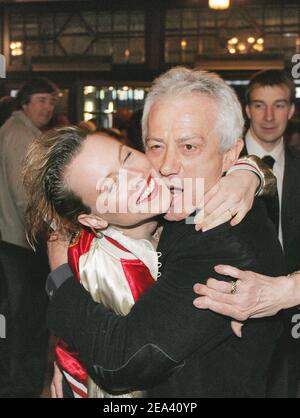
[278, 274, 300, 310]
[286, 272, 300, 309]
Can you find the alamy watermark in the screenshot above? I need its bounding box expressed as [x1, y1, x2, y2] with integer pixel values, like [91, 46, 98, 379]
[0, 314, 6, 339]
[0, 54, 6, 78]
[291, 313, 300, 339]
[95, 171, 205, 225]
[291, 54, 300, 79]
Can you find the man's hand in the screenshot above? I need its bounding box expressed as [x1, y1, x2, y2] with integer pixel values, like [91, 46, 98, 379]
[50, 362, 64, 398]
[194, 170, 259, 231]
[47, 232, 69, 271]
[193, 265, 289, 322]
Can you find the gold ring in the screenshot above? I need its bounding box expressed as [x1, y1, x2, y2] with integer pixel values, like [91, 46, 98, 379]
[230, 280, 238, 294]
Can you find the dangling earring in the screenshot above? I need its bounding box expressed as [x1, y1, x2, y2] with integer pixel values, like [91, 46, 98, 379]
[90, 227, 104, 239]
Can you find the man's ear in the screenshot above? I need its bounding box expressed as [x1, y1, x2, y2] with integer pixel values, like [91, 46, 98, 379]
[222, 139, 244, 173]
[77, 213, 108, 230]
[288, 103, 295, 120]
[245, 104, 251, 120]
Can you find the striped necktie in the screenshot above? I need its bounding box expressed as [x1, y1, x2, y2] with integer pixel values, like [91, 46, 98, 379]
[262, 155, 280, 234]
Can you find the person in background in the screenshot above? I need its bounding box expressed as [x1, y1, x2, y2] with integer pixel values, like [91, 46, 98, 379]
[0, 77, 58, 397]
[242, 70, 299, 271]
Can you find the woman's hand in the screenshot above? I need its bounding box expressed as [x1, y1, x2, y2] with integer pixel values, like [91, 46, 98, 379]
[47, 232, 69, 271]
[50, 362, 64, 398]
[194, 170, 259, 231]
[193, 265, 291, 321]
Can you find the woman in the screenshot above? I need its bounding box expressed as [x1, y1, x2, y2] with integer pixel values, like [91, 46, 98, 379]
[24, 125, 172, 398]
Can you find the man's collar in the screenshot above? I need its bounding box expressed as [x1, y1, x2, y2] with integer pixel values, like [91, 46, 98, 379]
[245, 130, 284, 165]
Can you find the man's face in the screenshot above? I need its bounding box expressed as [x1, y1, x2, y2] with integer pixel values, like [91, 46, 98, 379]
[23, 93, 56, 129]
[145, 94, 235, 221]
[246, 84, 295, 149]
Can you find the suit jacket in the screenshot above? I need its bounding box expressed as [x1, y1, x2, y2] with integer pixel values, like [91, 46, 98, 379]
[48, 199, 285, 398]
[281, 146, 300, 273]
[242, 145, 300, 273]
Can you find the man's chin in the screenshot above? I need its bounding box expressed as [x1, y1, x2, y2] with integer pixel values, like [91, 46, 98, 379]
[164, 197, 196, 222]
[164, 208, 196, 222]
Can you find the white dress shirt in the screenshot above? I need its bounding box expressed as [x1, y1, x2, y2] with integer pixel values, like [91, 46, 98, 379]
[245, 130, 285, 247]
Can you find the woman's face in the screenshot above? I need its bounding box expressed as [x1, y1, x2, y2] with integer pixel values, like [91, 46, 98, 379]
[66, 134, 171, 228]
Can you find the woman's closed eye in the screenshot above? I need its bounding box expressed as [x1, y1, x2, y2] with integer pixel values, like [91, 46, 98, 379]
[123, 151, 132, 166]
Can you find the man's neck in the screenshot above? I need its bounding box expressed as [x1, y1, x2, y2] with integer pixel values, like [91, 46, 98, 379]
[249, 128, 281, 154]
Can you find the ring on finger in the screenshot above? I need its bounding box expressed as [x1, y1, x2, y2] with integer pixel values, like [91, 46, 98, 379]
[230, 280, 238, 294]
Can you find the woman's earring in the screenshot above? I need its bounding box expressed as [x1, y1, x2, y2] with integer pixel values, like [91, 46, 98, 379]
[90, 227, 104, 239]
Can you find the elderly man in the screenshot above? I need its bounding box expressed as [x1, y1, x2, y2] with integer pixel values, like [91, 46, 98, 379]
[47, 68, 284, 398]
[0, 78, 57, 397]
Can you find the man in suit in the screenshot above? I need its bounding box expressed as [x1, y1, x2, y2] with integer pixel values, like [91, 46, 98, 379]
[244, 70, 300, 270]
[242, 70, 300, 397]
[47, 68, 285, 397]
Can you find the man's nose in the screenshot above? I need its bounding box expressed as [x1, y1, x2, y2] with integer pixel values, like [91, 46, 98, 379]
[159, 150, 180, 177]
[264, 106, 275, 122]
[45, 101, 55, 113]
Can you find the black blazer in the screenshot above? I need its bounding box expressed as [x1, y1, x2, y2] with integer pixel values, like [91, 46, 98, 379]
[48, 199, 285, 398]
[242, 145, 300, 273]
[282, 146, 300, 273]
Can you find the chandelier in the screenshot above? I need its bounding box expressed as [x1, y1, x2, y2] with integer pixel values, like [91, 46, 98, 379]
[227, 36, 265, 54]
[209, 0, 230, 10]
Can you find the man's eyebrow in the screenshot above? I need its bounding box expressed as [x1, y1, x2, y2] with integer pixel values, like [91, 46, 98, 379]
[176, 135, 203, 144]
[274, 99, 289, 104]
[146, 137, 165, 143]
[146, 135, 203, 144]
[250, 99, 289, 104]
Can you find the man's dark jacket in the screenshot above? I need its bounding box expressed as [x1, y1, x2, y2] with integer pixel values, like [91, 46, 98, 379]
[281, 146, 300, 273]
[242, 145, 300, 273]
[48, 199, 285, 398]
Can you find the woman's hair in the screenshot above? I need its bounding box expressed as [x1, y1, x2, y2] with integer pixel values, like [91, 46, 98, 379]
[23, 125, 91, 246]
[142, 66, 244, 152]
